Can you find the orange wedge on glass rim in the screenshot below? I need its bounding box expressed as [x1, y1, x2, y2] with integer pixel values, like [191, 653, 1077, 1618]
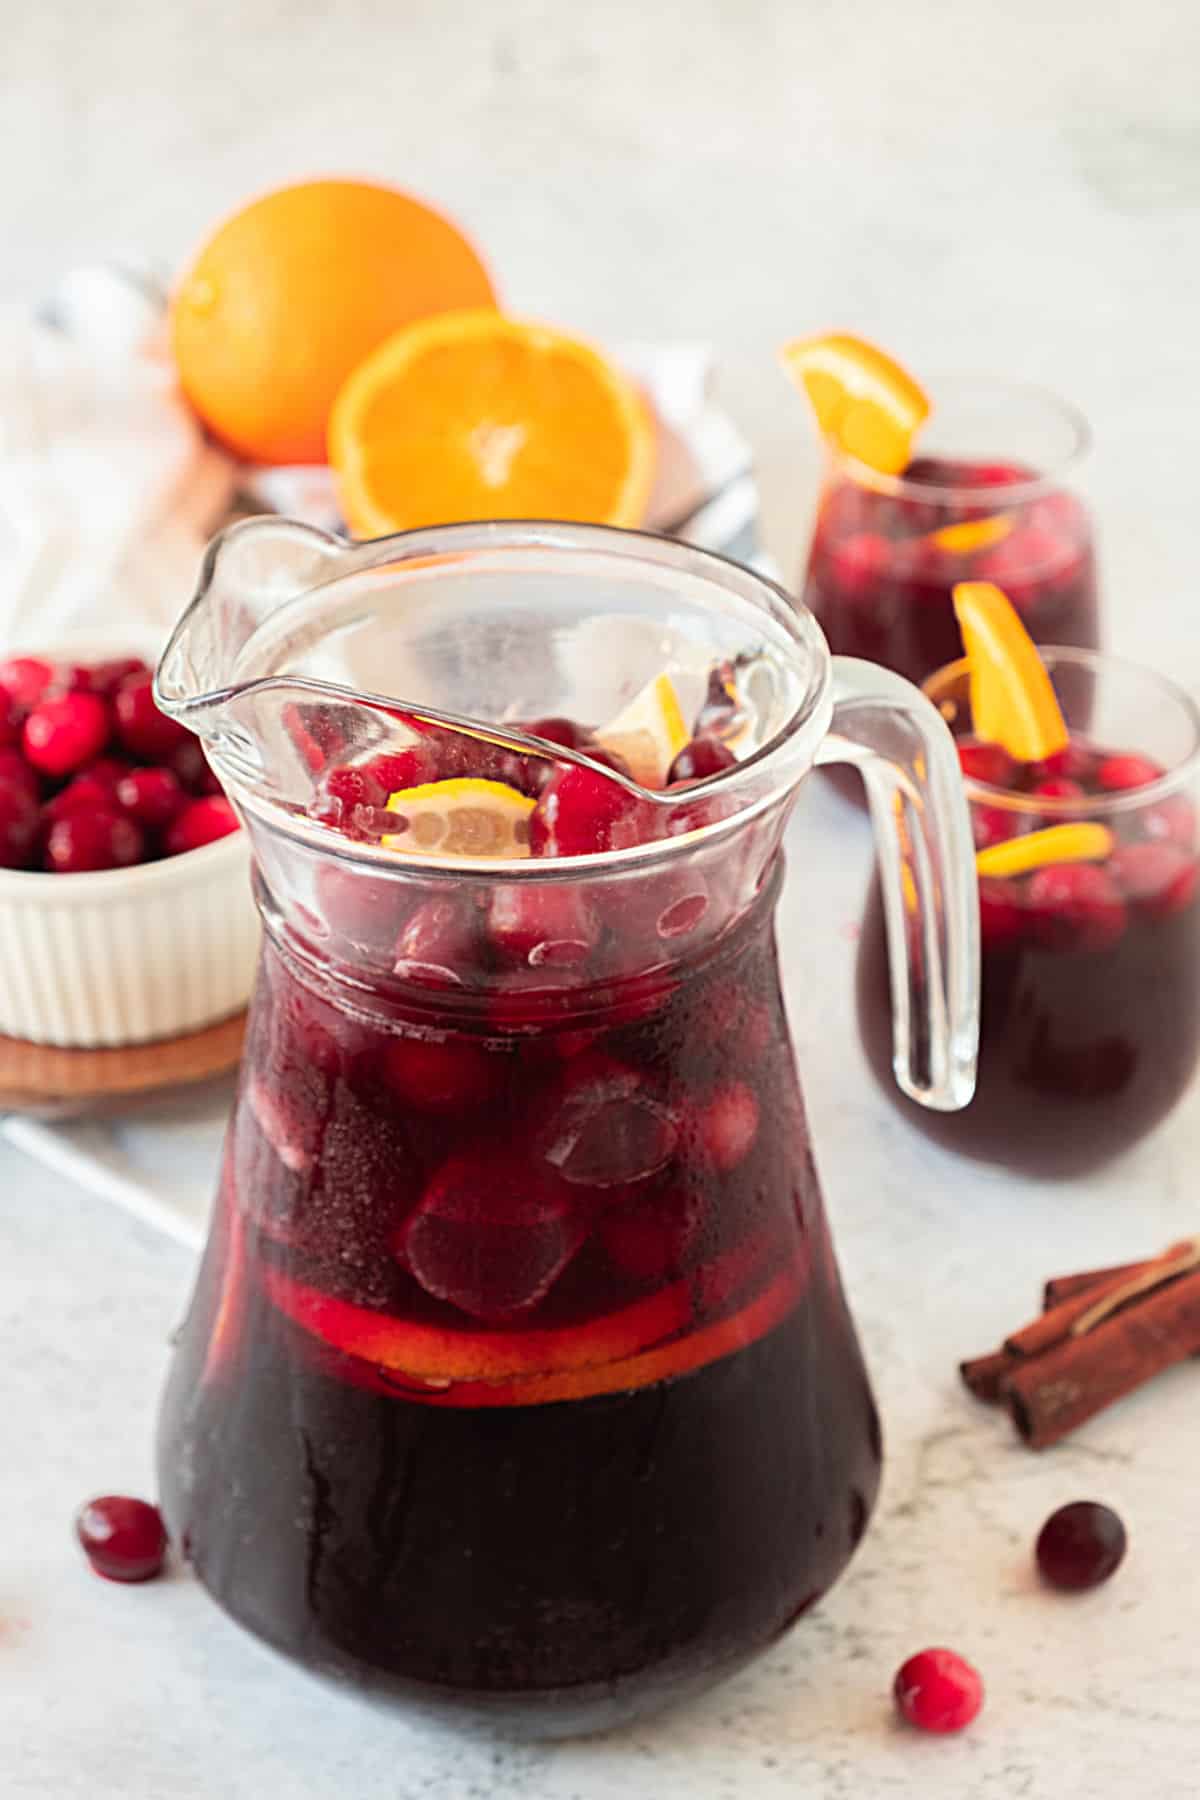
[329, 308, 656, 537]
[778, 332, 930, 476]
[952, 581, 1070, 762]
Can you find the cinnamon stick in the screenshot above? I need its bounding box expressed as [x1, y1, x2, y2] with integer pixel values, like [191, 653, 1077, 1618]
[1003, 1267, 1200, 1448]
[1005, 1239, 1196, 1361]
[960, 1349, 1014, 1404]
[1042, 1263, 1147, 1310]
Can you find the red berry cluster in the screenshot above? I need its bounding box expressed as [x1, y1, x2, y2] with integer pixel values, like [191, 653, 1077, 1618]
[0, 654, 239, 874]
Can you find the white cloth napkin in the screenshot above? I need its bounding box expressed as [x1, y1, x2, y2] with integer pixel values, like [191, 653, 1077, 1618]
[0, 265, 235, 653]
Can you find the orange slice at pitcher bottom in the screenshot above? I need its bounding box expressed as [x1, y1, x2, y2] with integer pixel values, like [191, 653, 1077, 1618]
[952, 581, 1069, 762]
[329, 309, 656, 537]
[778, 333, 930, 476]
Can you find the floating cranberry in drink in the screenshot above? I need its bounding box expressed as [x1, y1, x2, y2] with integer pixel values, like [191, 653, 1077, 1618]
[858, 638, 1200, 1176]
[155, 518, 981, 1735]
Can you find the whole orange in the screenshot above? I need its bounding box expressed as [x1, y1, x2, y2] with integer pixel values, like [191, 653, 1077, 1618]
[170, 179, 497, 465]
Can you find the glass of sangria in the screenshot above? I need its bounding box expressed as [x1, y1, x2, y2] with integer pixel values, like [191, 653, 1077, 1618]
[802, 377, 1099, 691]
[857, 644, 1200, 1178]
[154, 518, 978, 1736]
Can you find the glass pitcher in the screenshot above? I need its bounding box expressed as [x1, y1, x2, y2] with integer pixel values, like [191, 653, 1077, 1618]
[154, 519, 978, 1738]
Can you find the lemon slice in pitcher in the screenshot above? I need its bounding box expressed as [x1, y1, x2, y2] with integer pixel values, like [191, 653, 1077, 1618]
[384, 778, 535, 857]
[952, 581, 1069, 762]
[779, 332, 930, 475]
[595, 672, 688, 788]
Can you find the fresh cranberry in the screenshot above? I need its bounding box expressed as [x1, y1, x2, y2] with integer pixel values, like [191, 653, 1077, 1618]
[79, 756, 131, 791]
[113, 672, 189, 760]
[972, 804, 1021, 852]
[524, 716, 594, 750]
[45, 809, 144, 874]
[1026, 862, 1127, 952]
[1033, 776, 1086, 803]
[1036, 1501, 1127, 1592]
[400, 1148, 584, 1319]
[1096, 752, 1164, 793]
[394, 894, 484, 986]
[116, 766, 186, 831]
[0, 782, 38, 869]
[164, 797, 239, 856]
[0, 699, 19, 749]
[489, 882, 600, 967]
[0, 748, 39, 805]
[667, 736, 736, 785]
[166, 737, 210, 793]
[696, 1081, 760, 1171]
[1109, 841, 1200, 918]
[44, 772, 122, 823]
[956, 740, 1014, 788]
[75, 1494, 166, 1583]
[22, 691, 111, 778]
[74, 657, 149, 697]
[894, 1647, 983, 1734]
[1032, 742, 1101, 786]
[529, 764, 655, 857]
[0, 654, 56, 709]
[381, 1034, 498, 1112]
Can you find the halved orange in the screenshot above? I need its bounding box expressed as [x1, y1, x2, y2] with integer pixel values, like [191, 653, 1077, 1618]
[952, 581, 1069, 762]
[329, 309, 656, 537]
[779, 332, 929, 475]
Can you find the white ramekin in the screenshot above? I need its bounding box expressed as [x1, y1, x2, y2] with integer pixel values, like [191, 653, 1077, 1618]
[0, 831, 258, 1048]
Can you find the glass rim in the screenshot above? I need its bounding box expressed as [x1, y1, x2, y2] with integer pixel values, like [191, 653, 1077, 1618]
[165, 518, 834, 878]
[830, 376, 1092, 507]
[924, 645, 1200, 816]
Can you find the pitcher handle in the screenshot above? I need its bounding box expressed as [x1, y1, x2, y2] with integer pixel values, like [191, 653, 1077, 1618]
[816, 657, 979, 1111]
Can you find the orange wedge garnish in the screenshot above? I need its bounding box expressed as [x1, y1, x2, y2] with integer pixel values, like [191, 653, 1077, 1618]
[778, 332, 929, 475]
[329, 308, 656, 537]
[929, 514, 1013, 555]
[976, 822, 1113, 879]
[952, 581, 1069, 761]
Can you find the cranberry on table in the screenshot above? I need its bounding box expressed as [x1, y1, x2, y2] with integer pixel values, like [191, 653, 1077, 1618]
[46, 809, 144, 874]
[667, 736, 736, 785]
[164, 796, 240, 856]
[22, 691, 111, 778]
[113, 671, 190, 761]
[75, 1494, 167, 1583]
[893, 1646, 984, 1734]
[1036, 1501, 1127, 1591]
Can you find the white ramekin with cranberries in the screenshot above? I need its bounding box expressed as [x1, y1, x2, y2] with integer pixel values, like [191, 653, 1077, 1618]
[0, 644, 256, 1047]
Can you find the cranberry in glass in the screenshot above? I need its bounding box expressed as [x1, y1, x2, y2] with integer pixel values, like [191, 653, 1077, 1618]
[114, 671, 190, 760]
[394, 894, 483, 986]
[164, 797, 240, 856]
[667, 736, 736, 785]
[893, 1647, 984, 1734]
[46, 810, 144, 874]
[697, 1081, 760, 1171]
[524, 716, 594, 750]
[1026, 862, 1127, 952]
[0, 654, 56, 709]
[1110, 841, 1200, 919]
[1033, 776, 1086, 802]
[1036, 1501, 1127, 1591]
[75, 1494, 167, 1583]
[488, 882, 600, 966]
[1097, 752, 1163, 793]
[116, 766, 187, 831]
[0, 783, 38, 869]
[22, 691, 111, 778]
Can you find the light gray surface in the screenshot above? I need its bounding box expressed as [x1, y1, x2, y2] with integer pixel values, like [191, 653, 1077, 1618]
[6, 2, 1200, 1790]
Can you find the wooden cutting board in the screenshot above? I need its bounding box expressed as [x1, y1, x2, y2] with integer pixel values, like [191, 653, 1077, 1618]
[0, 1012, 246, 1113]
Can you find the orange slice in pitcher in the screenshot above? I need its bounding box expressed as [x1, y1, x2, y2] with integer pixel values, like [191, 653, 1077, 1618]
[595, 671, 689, 788]
[928, 514, 1013, 555]
[778, 332, 930, 475]
[952, 581, 1069, 761]
[329, 309, 656, 537]
[976, 822, 1114, 878]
